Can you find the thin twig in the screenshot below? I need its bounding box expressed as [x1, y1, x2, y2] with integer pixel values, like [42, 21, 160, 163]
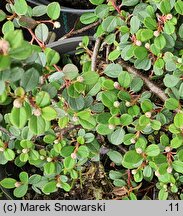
[118, 60, 168, 102]
[91, 38, 102, 71]
[59, 20, 101, 40]
[0, 126, 15, 139]
[106, 45, 110, 64]
[117, 145, 127, 153]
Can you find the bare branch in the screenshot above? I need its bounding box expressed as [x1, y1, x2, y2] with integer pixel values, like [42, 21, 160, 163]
[118, 60, 168, 102]
[91, 37, 102, 71]
[59, 20, 101, 40]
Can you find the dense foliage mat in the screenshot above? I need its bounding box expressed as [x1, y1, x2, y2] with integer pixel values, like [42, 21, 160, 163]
[0, 0, 183, 200]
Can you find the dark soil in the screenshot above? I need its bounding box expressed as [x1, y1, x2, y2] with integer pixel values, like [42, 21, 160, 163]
[52, 0, 95, 9]
[24, 163, 115, 200]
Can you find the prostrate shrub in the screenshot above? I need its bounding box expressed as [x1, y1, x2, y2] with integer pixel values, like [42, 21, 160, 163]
[0, 0, 183, 200]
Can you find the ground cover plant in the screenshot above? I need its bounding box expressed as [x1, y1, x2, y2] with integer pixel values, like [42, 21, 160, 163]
[0, 0, 183, 200]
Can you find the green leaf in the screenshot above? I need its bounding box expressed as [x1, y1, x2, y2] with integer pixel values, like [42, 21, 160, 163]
[101, 91, 117, 108]
[77, 146, 90, 158]
[130, 77, 143, 92]
[96, 124, 113, 135]
[122, 150, 143, 169]
[102, 16, 123, 32]
[104, 63, 123, 78]
[158, 188, 168, 200]
[175, 0, 183, 15]
[35, 23, 48, 42]
[151, 120, 161, 131]
[61, 182, 71, 192]
[80, 13, 98, 24]
[170, 135, 183, 148]
[134, 46, 148, 60]
[128, 105, 140, 117]
[159, 0, 171, 14]
[120, 114, 133, 126]
[0, 56, 11, 70]
[165, 98, 179, 110]
[44, 162, 55, 175]
[113, 179, 126, 187]
[58, 116, 69, 129]
[95, 4, 109, 18]
[42, 181, 57, 193]
[68, 84, 80, 98]
[174, 113, 183, 128]
[13, 184, 28, 198]
[118, 71, 132, 88]
[32, 5, 47, 17]
[107, 150, 123, 165]
[0, 10, 6, 22]
[134, 170, 143, 183]
[45, 48, 60, 66]
[20, 140, 33, 149]
[0, 178, 16, 189]
[108, 49, 121, 61]
[130, 16, 140, 34]
[143, 165, 152, 178]
[102, 80, 114, 90]
[108, 128, 125, 145]
[144, 17, 157, 30]
[82, 71, 99, 85]
[4, 149, 15, 161]
[21, 68, 39, 91]
[29, 116, 48, 135]
[160, 134, 169, 146]
[163, 74, 179, 88]
[2, 21, 14, 35]
[137, 29, 154, 42]
[141, 100, 153, 112]
[145, 144, 160, 157]
[41, 106, 57, 121]
[89, 0, 105, 5]
[63, 64, 79, 80]
[122, 0, 139, 6]
[172, 160, 183, 174]
[19, 172, 28, 184]
[36, 91, 50, 108]
[47, 2, 60, 20]
[64, 157, 76, 169]
[154, 34, 166, 50]
[79, 116, 96, 130]
[164, 21, 175, 35]
[20, 153, 29, 162]
[4, 30, 23, 49]
[9, 41, 32, 60]
[134, 58, 151, 71]
[61, 146, 75, 157]
[10, 107, 27, 129]
[14, 0, 28, 15]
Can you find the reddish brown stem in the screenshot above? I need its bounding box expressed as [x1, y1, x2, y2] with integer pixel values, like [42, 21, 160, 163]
[53, 64, 62, 72]
[27, 28, 45, 49]
[127, 169, 132, 188]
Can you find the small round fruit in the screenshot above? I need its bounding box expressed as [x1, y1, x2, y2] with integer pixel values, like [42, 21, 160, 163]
[154, 31, 160, 37]
[113, 101, 120, 108]
[71, 153, 77, 159]
[13, 98, 22, 108]
[33, 108, 42, 117]
[135, 40, 142, 46]
[136, 148, 143, 154]
[46, 157, 52, 162]
[108, 124, 115, 130]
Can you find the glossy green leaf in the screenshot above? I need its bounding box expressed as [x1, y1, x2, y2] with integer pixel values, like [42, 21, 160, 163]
[47, 2, 60, 20]
[10, 107, 27, 129]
